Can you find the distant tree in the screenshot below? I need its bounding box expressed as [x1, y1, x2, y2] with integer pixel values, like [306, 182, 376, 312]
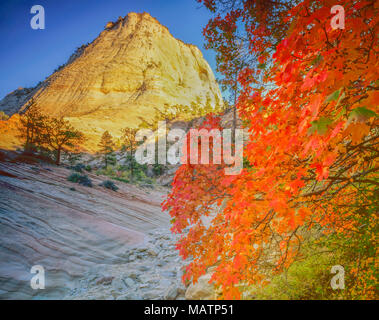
[138, 106, 176, 131]
[214, 40, 247, 141]
[43, 118, 84, 165]
[64, 147, 83, 166]
[121, 127, 139, 181]
[19, 101, 84, 165]
[138, 99, 223, 132]
[98, 131, 115, 167]
[18, 104, 47, 153]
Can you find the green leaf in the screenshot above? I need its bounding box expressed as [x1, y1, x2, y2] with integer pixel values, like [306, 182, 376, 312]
[258, 63, 266, 69]
[335, 106, 346, 120]
[326, 89, 340, 102]
[311, 54, 323, 66]
[347, 107, 378, 124]
[336, 91, 345, 107]
[308, 117, 333, 135]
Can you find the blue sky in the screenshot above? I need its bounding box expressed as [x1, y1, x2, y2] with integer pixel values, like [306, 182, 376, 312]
[0, 0, 219, 99]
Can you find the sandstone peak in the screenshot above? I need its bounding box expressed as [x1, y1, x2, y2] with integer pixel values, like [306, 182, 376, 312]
[105, 12, 157, 29]
[0, 12, 222, 151]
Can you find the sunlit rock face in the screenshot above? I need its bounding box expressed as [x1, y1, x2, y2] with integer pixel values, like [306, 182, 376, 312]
[0, 12, 222, 150]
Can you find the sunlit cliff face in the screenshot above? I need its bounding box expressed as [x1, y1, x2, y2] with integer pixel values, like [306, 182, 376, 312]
[0, 12, 222, 152]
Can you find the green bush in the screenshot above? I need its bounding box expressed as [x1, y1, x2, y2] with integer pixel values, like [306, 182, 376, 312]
[152, 163, 165, 176]
[97, 166, 130, 180]
[68, 173, 93, 187]
[105, 153, 117, 167]
[100, 180, 118, 191]
[68, 172, 81, 183]
[0, 111, 9, 121]
[113, 177, 129, 183]
[72, 163, 85, 173]
[71, 163, 91, 173]
[96, 166, 117, 177]
[66, 152, 83, 166]
[242, 240, 343, 300]
[95, 162, 154, 185]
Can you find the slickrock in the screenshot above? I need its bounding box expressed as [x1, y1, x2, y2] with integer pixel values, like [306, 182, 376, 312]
[64, 228, 187, 300]
[0, 161, 186, 299]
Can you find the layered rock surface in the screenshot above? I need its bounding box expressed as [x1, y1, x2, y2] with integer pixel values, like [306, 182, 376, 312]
[0, 161, 186, 299]
[64, 228, 187, 300]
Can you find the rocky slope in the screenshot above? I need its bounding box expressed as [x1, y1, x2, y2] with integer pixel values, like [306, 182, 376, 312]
[0, 160, 187, 299]
[64, 228, 187, 300]
[0, 12, 222, 150]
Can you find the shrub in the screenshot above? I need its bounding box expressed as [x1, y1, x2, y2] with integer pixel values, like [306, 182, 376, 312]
[96, 166, 117, 177]
[78, 176, 92, 187]
[242, 240, 343, 300]
[68, 173, 93, 187]
[65, 152, 83, 166]
[67, 172, 81, 183]
[72, 163, 85, 173]
[95, 163, 154, 185]
[100, 180, 118, 191]
[106, 153, 117, 166]
[113, 177, 129, 184]
[134, 169, 149, 182]
[0, 111, 9, 121]
[152, 164, 165, 176]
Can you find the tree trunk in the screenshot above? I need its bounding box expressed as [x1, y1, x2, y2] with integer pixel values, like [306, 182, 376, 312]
[25, 125, 30, 152]
[130, 151, 134, 182]
[130, 142, 134, 182]
[233, 74, 238, 134]
[56, 147, 61, 165]
[232, 74, 238, 154]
